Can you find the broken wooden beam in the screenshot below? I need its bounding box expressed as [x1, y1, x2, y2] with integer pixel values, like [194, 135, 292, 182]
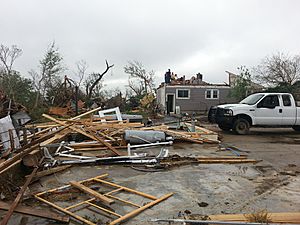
[0, 160, 41, 225]
[69, 181, 114, 204]
[0, 126, 67, 174]
[42, 114, 123, 156]
[25, 165, 71, 182]
[0, 201, 69, 223]
[109, 193, 173, 225]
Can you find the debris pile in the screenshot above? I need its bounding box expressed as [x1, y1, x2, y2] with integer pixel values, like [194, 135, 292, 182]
[0, 106, 271, 225]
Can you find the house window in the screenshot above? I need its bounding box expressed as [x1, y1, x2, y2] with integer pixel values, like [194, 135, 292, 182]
[176, 89, 190, 99]
[205, 89, 219, 99]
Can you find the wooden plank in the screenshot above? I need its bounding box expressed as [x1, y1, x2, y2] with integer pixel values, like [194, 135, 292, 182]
[94, 178, 158, 200]
[0, 201, 69, 223]
[105, 194, 141, 208]
[104, 188, 123, 195]
[82, 127, 124, 156]
[0, 162, 40, 225]
[196, 159, 258, 164]
[109, 193, 173, 225]
[69, 181, 114, 205]
[26, 165, 71, 180]
[196, 156, 248, 159]
[64, 198, 95, 210]
[36, 174, 109, 196]
[86, 202, 121, 217]
[70, 106, 102, 120]
[42, 114, 123, 156]
[40, 130, 70, 146]
[0, 126, 67, 174]
[35, 195, 96, 225]
[209, 212, 300, 224]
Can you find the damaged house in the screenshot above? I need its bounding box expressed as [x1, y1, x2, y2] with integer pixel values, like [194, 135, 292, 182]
[156, 73, 235, 114]
[157, 71, 264, 114]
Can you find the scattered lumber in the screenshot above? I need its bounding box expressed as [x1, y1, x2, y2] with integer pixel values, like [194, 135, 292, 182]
[69, 181, 114, 204]
[0, 126, 68, 174]
[0, 201, 69, 223]
[26, 165, 71, 182]
[0, 160, 41, 225]
[35, 174, 173, 225]
[42, 114, 124, 156]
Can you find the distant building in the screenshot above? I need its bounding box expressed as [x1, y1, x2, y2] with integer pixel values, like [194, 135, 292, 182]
[157, 72, 236, 114]
[226, 71, 265, 94]
[156, 71, 265, 114]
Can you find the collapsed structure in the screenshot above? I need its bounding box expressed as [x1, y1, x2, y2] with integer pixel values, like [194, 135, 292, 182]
[0, 105, 298, 225]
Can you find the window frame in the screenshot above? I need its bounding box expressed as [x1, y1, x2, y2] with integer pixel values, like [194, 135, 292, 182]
[282, 94, 292, 107]
[176, 89, 190, 99]
[205, 89, 219, 99]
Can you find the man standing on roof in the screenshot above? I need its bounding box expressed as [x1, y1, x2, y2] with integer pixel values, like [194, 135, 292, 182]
[165, 69, 171, 84]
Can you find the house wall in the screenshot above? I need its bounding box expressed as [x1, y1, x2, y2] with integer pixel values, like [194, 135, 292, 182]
[157, 85, 236, 114]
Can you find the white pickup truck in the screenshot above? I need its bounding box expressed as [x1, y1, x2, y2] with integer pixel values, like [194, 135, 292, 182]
[211, 93, 300, 134]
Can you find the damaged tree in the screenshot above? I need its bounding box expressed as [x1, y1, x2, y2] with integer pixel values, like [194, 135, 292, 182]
[29, 42, 65, 109]
[124, 61, 155, 95]
[0, 44, 22, 76]
[85, 60, 114, 103]
[0, 44, 25, 101]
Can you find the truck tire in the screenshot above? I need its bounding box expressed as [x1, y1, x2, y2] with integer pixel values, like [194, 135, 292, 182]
[233, 118, 250, 135]
[292, 126, 300, 132]
[218, 124, 231, 131]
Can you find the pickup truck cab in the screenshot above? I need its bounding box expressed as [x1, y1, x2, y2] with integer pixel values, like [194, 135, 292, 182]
[212, 93, 300, 134]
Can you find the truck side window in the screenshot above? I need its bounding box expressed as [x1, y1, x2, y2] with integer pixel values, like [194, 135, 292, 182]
[282, 95, 292, 106]
[259, 95, 279, 108]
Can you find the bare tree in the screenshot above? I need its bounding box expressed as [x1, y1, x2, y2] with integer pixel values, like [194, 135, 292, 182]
[74, 60, 88, 87]
[255, 52, 300, 86]
[85, 60, 114, 100]
[124, 61, 155, 95]
[127, 78, 144, 96]
[0, 44, 23, 99]
[0, 44, 22, 76]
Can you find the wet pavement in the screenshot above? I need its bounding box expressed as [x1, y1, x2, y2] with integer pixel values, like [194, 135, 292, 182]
[1, 126, 300, 225]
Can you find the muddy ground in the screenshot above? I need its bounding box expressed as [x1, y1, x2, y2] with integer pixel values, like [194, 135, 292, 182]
[1, 126, 300, 225]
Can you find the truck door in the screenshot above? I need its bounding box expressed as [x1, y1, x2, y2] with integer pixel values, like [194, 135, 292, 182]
[254, 95, 282, 125]
[281, 94, 297, 125]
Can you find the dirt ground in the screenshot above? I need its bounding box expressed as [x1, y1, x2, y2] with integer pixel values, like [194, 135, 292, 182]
[1, 126, 300, 225]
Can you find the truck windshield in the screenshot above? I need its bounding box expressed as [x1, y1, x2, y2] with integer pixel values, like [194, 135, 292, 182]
[240, 94, 264, 105]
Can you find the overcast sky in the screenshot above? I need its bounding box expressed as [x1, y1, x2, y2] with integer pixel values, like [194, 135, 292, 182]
[1, 0, 300, 90]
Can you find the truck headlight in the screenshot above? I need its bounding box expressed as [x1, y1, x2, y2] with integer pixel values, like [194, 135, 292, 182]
[224, 109, 233, 116]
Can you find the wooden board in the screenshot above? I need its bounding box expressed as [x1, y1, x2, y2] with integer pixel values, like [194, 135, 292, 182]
[0, 201, 69, 223]
[35, 174, 173, 225]
[42, 114, 123, 156]
[209, 212, 300, 224]
[69, 181, 114, 205]
[26, 165, 71, 182]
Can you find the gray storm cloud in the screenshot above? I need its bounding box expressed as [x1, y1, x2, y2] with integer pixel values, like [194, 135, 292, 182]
[1, 0, 300, 89]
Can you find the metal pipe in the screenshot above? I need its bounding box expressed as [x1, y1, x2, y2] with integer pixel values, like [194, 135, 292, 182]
[57, 153, 97, 160]
[127, 141, 172, 156]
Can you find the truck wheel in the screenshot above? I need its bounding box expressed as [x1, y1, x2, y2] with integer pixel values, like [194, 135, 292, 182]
[218, 124, 231, 131]
[233, 118, 250, 135]
[292, 126, 300, 132]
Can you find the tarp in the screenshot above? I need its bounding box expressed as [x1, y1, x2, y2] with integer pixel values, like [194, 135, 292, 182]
[0, 115, 20, 151]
